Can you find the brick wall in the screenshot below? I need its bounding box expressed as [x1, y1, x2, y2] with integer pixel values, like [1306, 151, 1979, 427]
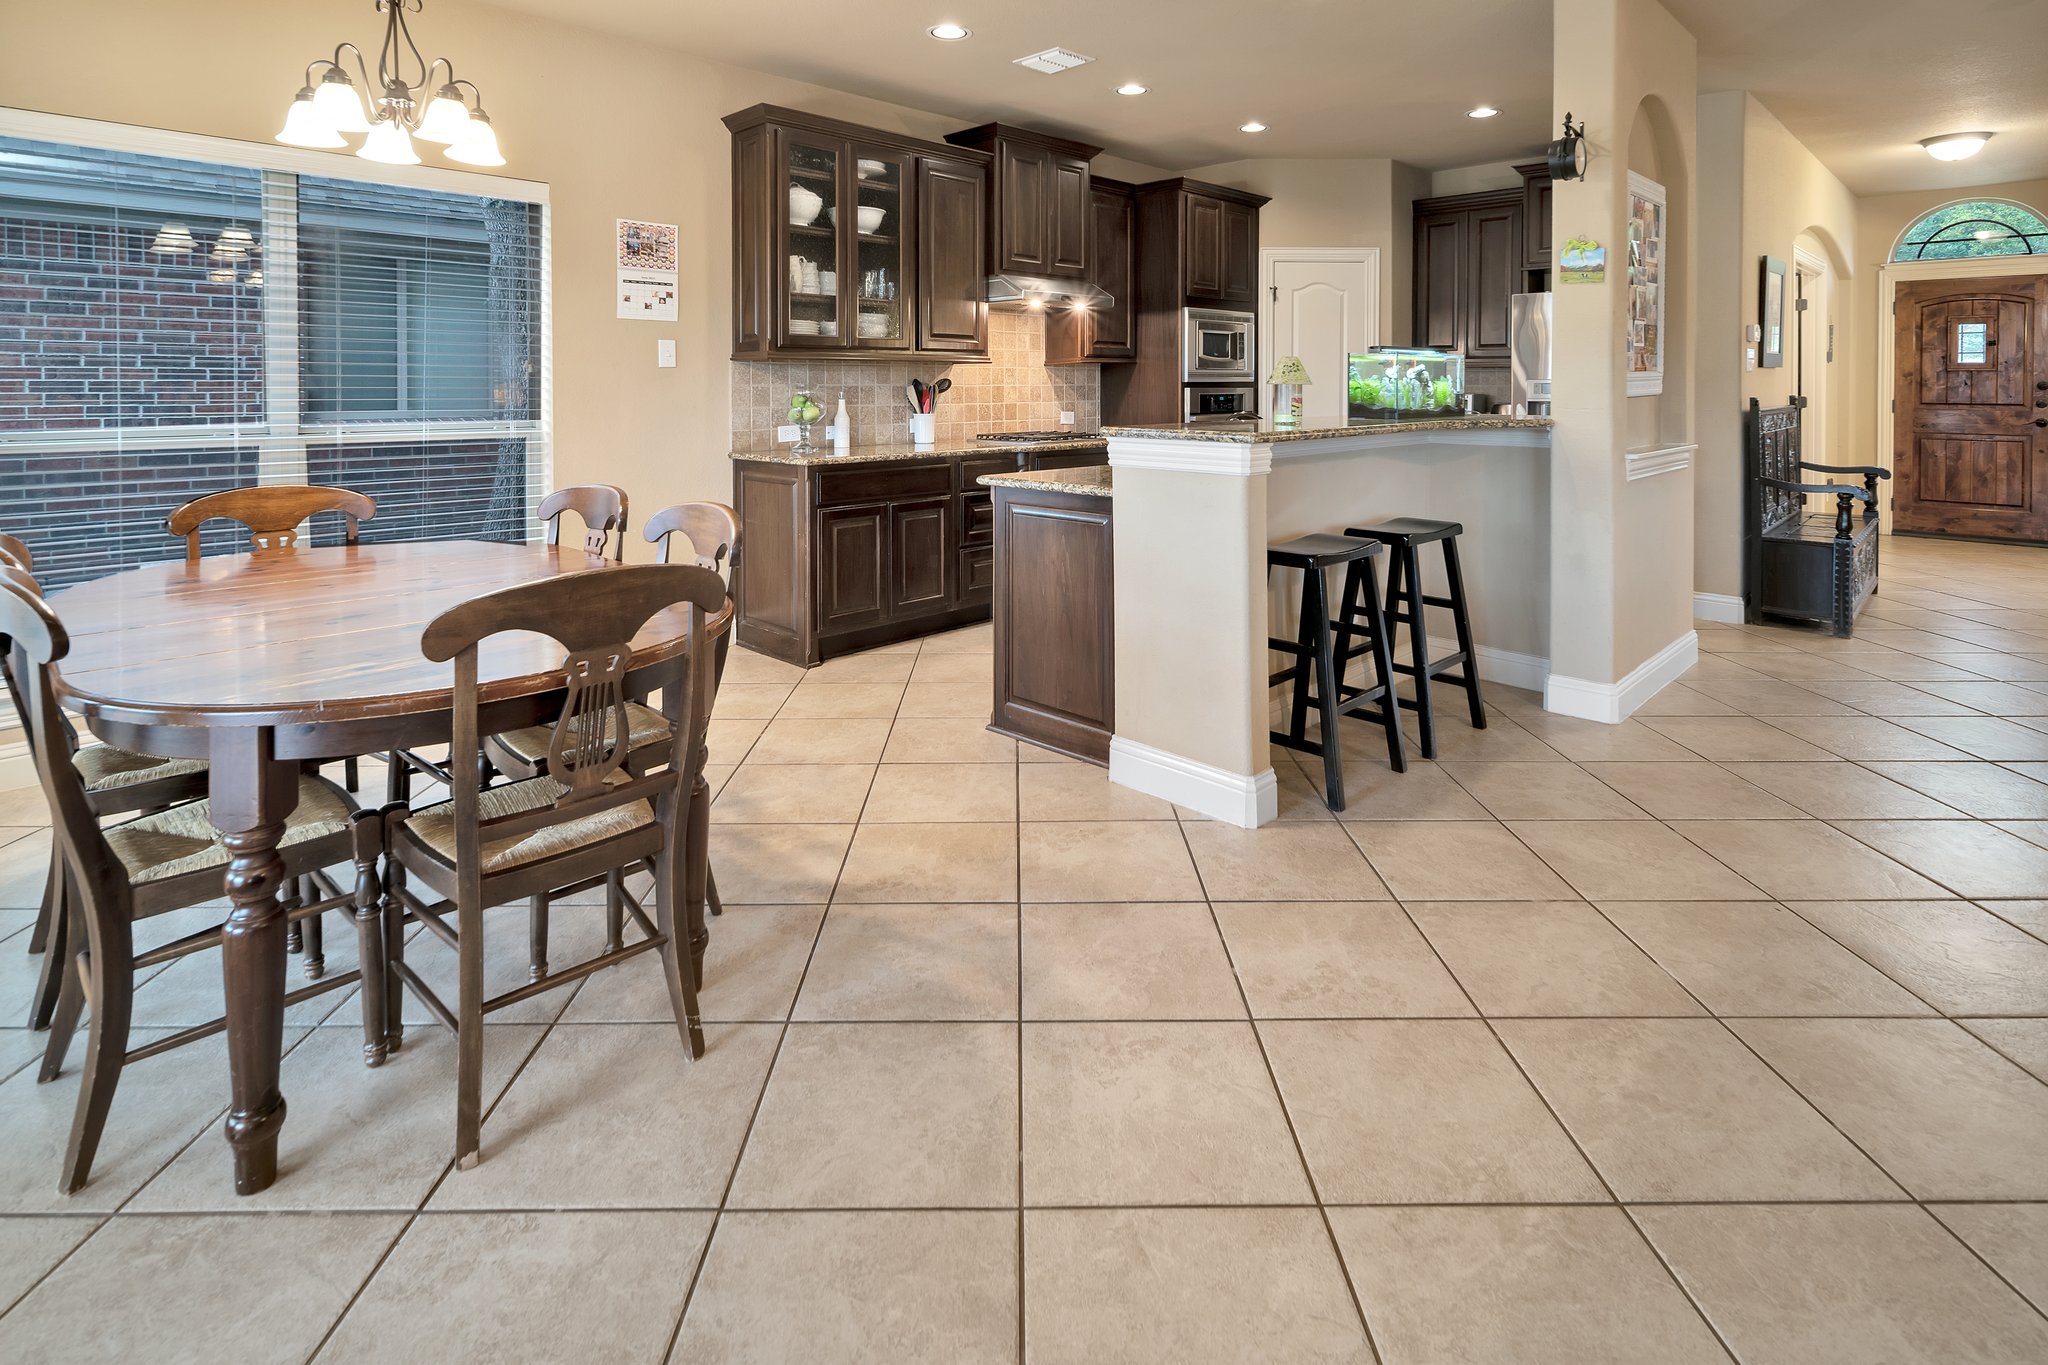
[0, 215, 265, 432]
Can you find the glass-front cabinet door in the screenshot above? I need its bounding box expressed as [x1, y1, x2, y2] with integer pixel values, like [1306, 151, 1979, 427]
[779, 131, 842, 349]
[845, 143, 912, 352]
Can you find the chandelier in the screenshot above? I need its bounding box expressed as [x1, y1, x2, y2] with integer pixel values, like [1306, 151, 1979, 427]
[276, 0, 504, 168]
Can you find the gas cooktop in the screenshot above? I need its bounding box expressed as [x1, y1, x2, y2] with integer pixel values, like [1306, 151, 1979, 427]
[973, 430, 1102, 443]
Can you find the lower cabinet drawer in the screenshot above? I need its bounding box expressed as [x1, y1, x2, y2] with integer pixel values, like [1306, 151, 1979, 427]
[817, 462, 951, 506]
[963, 491, 995, 542]
[959, 546, 995, 600]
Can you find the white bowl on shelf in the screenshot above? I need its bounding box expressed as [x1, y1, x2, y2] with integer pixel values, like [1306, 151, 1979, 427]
[788, 184, 824, 226]
[828, 206, 888, 234]
[857, 158, 887, 180]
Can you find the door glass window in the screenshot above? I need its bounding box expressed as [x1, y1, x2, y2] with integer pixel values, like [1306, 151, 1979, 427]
[1955, 321, 1989, 365]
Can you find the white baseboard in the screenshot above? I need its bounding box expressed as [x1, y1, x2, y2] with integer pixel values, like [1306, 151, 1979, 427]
[1691, 592, 1744, 625]
[1108, 735, 1278, 828]
[1426, 636, 1549, 694]
[1544, 629, 1700, 724]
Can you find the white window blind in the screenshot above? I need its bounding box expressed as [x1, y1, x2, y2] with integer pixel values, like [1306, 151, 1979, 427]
[0, 124, 549, 589]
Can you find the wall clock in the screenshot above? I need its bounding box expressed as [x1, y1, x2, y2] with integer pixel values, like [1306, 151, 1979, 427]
[1547, 114, 1588, 182]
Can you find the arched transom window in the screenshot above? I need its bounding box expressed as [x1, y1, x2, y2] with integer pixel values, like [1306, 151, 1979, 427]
[1892, 199, 2048, 261]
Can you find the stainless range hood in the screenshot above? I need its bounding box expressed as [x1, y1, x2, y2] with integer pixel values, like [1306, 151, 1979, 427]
[985, 272, 1114, 311]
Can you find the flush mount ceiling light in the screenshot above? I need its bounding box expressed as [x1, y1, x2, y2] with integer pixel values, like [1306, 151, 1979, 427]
[1014, 47, 1094, 74]
[1116, 82, 1148, 96]
[1920, 131, 1992, 161]
[1467, 105, 1500, 119]
[928, 22, 970, 40]
[1240, 121, 1267, 133]
[276, 1, 504, 167]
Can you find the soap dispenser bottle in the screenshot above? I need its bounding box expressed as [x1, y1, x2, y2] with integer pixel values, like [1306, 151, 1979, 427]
[832, 392, 850, 452]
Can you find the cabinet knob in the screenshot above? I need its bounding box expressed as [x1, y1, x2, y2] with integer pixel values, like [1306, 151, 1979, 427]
[2037, 418, 2048, 428]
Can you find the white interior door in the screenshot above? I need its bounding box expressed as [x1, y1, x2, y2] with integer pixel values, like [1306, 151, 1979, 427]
[1260, 249, 1379, 425]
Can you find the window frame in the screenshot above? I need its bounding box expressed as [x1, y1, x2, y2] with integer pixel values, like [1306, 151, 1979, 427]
[0, 105, 551, 519]
[1889, 197, 2048, 263]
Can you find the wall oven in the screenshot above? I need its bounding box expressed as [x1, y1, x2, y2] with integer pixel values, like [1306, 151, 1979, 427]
[1185, 384, 1258, 423]
[1183, 307, 1256, 383]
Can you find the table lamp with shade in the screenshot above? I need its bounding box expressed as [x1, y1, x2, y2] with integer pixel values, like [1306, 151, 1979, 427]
[1269, 355, 1311, 426]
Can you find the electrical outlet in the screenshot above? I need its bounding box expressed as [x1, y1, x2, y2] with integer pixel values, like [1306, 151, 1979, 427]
[1059, 410, 1075, 425]
[776, 424, 800, 443]
[657, 339, 676, 368]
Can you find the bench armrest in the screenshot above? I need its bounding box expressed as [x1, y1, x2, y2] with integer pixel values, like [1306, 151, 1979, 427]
[1799, 461, 1892, 480]
[1761, 477, 1876, 504]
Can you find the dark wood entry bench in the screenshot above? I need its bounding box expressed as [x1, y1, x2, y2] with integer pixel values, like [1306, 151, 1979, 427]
[1743, 398, 1892, 638]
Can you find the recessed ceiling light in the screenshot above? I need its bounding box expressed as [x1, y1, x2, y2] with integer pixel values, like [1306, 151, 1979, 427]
[1467, 104, 1500, 119]
[928, 22, 970, 41]
[1920, 131, 1992, 161]
[1240, 121, 1267, 133]
[1116, 82, 1148, 96]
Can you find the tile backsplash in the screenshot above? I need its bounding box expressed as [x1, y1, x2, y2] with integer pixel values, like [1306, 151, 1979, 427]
[731, 311, 1101, 451]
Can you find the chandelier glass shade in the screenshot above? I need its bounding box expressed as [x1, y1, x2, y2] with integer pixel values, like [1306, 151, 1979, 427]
[277, 1, 504, 167]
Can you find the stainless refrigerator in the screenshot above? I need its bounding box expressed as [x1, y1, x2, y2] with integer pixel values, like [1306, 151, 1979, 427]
[1510, 292, 1553, 415]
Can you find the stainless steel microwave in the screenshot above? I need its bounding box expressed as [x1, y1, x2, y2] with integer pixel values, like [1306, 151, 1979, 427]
[1183, 308, 1256, 382]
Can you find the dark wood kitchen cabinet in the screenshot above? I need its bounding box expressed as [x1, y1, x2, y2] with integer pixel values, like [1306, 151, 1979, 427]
[1516, 161, 1554, 270]
[725, 104, 991, 360]
[988, 478, 1115, 764]
[1410, 187, 1522, 361]
[732, 443, 1109, 665]
[1163, 182, 1262, 307]
[1045, 177, 1136, 364]
[944, 123, 1102, 280]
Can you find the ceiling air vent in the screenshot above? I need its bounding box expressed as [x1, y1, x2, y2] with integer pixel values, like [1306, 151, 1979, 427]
[1013, 47, 1095, 75]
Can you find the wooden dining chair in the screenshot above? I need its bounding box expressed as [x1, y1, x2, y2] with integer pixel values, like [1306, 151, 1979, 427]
[1, 574, 387, 1195]
[1, 562, 211, 1035]
[166, 485, 378, 795]
[377, 562, 725, 1169]
[538, 484, 630, 561]
[166, 484, 377, 560]
[0, 532, 30, 571]
[485, 502, 743, 978]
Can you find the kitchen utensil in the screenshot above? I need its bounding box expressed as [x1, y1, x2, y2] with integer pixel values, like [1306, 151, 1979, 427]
[930, 377, 952, 404]
[906, 382, 920, 413]
[788, 184, 824, 227]
[909, 413, 935, 448]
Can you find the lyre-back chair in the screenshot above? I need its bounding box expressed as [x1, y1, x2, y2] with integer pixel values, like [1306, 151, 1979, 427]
[166, 484, 377, 560]
[378, 562, 726, 1169]
[0, 561, 210, 1035]
[0, 574, 384, 1195]
[538, 484, 630, 561]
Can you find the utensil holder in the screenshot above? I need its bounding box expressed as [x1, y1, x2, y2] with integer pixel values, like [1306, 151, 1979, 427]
[909, 413, 935, 448]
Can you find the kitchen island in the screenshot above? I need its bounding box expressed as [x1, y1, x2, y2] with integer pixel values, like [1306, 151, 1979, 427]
[1101, 415, 1553, 825]
[730, 437, 1106, 664]
[978, 466, 1115, 763]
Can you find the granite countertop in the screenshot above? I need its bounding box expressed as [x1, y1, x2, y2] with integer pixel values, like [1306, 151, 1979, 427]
[731, 436, 1108, 466]
[1100, 416, 1555, 444]
[977, 465, 1113, 498]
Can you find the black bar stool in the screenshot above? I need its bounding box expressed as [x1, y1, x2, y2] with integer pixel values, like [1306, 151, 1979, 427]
[1342, 518, 1486, 759]
[1268, 533, 1406, 811]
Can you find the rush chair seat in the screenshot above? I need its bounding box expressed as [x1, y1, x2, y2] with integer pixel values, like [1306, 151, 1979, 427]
[376, 560, 726, 1170]
[0, 557, 210, 1035]
[486, 503, 741, 980]
[0, 574, 386, 1196]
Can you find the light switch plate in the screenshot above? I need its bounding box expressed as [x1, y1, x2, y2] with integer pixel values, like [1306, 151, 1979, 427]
[1745, 346, 1757, 371]
[776, 424, 799, 443]
[657, 339, 676, 368]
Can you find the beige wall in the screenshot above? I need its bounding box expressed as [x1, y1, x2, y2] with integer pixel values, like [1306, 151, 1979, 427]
[0, 0, 1162, 563]
[1849, 175, 2048, 472]
[1547, 0, 1699, 689]
[1429, 162, 1525, 197]
[1691, 93, 1858, 601]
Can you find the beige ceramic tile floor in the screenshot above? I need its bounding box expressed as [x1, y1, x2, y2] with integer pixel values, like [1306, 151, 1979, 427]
[2, 534, 2048, 1362]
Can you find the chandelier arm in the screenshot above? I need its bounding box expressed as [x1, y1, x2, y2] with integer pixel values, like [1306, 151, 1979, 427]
[451, 77, 483, 111]
[379, 0, 433, 99]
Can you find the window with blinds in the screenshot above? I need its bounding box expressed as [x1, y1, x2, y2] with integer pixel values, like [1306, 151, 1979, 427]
[0, 131, 548, 590]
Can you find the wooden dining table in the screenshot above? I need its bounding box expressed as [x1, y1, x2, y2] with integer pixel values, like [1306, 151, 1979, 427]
[47, 539, 731, 1195]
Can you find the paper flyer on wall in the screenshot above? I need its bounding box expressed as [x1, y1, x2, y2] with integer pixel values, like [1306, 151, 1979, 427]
[616, 218, 678, 320]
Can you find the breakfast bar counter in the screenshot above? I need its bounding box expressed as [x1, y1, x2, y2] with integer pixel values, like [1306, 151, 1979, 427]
[1101, 417, 1554, 826]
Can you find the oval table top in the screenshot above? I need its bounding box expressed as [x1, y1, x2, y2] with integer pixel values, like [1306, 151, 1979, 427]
[48, 539, 731, 733]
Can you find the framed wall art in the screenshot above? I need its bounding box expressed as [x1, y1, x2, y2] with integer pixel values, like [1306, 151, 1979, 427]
[1758, 255, 1787, 369]
[1625, 171, 1666, 396]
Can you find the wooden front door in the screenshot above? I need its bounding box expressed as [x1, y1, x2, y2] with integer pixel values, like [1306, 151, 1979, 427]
[1893, 274, 2048, 541]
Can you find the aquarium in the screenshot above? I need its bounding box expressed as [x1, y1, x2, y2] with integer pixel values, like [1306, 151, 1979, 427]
[1347, 347, 1466, 420]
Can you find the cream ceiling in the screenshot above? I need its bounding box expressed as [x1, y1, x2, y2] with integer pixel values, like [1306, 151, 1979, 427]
[478, 0, 2048, 193]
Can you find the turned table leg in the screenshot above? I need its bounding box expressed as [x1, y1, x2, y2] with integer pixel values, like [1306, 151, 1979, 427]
[209, 729, 299, 1196]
